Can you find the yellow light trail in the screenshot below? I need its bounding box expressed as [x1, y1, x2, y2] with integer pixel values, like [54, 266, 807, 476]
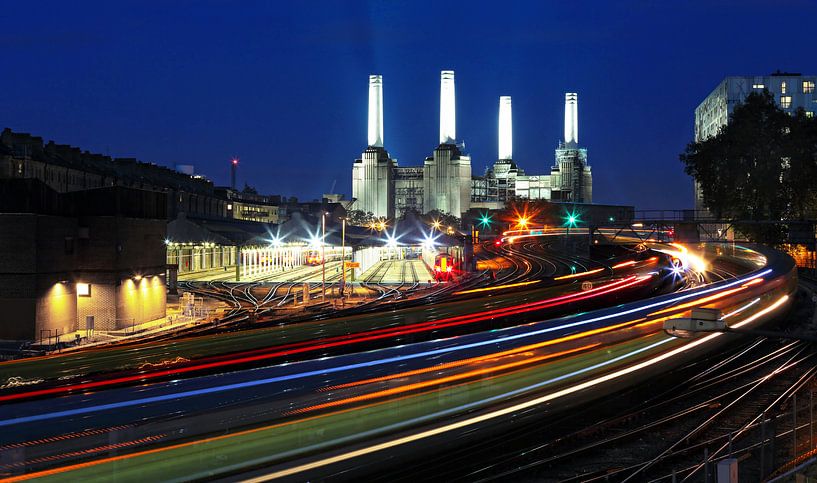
[291, 344, 598, 415]
[553, 267, 605, 280]
[611, 260, 637, 269]
[453, 280, 539, 295]
[646, 280, 762, 317]
[323, 342, 601, 392]
[250, 295, 790, 482]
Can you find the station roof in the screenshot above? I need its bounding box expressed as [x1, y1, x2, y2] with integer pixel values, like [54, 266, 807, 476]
[167, 211, 463, 248]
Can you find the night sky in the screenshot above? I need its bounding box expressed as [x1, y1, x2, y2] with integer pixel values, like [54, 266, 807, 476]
[2, 1, 815, 211]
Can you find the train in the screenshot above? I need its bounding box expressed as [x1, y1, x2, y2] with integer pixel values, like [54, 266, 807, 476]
[433, 253, 458, 281]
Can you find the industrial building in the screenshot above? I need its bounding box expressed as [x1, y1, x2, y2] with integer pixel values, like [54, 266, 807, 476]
[693, 72, 817, 212]
[0, 179, 167, 342]
[474, 92, 592, 210]
[352, 71, 593, 220]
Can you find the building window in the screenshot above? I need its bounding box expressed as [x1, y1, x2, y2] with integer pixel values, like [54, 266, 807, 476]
[752, 83, 765, 89]
[781, 95, 792, 109]
[76, 283, 91, 297]
[804, 81, 815, 94]
[781, 81, 787, 94]
[807, 111, 815, 118]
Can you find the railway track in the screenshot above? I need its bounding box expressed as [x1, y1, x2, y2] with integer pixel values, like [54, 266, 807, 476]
[377, 281, 816, 483]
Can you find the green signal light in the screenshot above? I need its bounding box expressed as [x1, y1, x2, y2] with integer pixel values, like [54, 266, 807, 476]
[563, 210, 580, 228]
[478, 213, 493, 228]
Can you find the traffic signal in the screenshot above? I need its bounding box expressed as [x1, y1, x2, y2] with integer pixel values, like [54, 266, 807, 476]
[563, 210, 580, 228]
[478, 212, 493, 229]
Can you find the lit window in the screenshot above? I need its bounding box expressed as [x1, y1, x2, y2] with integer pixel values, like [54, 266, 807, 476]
[752, 83, 765, 89]
[227, 204, 233, 210]
[781, 95, 792, 108]
[781, 81, 787, 94]
[804, 81, 815, 94]
[77, 283, 91, 297]
[807, 111, 815, 118]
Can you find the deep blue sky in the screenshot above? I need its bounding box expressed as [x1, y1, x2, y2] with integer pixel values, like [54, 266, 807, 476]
[2, 1, 814, 210]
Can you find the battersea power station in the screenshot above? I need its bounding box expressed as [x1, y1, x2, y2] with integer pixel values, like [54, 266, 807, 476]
[352, 70, 593, 220]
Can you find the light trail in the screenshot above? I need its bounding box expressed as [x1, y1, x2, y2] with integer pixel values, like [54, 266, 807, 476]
[0, 276, 646, 403]
[4, 273, 788, 482]
[0, 271, 768, 428]
[453, 280, 539, 295]
[252, 294, 791, 481]
[290, 344, 598, 415]
[553, 268, 605, 280]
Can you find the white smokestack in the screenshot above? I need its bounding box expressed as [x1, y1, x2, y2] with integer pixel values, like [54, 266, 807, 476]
[439, 70, 456, 144]
[368, 75, 384, 147]
[564, 92, 578, 145]
[498, 96, 512, 160]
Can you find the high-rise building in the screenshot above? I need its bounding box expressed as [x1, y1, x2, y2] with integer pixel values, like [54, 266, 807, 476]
[352, 75, 395, 219]
[693, 72, 817, 212]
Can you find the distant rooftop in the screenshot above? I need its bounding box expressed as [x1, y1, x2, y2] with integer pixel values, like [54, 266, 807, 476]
[770, 70, 803, 77]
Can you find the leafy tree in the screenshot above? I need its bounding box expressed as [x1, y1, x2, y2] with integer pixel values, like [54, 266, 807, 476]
[681, 91, 817, 241]
[424, 209, 461, 229]
[346, 209, 375, 226]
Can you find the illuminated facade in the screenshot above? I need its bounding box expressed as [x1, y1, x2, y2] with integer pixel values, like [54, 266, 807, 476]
[498, 96, 513, 161]
[352, 74, 395, 219]
[0, 180, 167, 341]
[475, 92, 592, 208]
[352, 76, 594, 220]
[423, 70, 472, 215]
[693, 73, 817, 212]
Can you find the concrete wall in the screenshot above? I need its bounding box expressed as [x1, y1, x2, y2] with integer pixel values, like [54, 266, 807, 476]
[116, 275, 167, 329]
[0, 213, 167, 341]
[77, 283, 117, 331]
[35, 281, 77, 341]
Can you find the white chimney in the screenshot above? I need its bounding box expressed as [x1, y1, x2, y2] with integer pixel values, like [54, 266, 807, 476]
[439, 70, 456, 144]
[368, 75, 384, 147]
[498, 96, 512, 160]
[564, 92, 578, 145]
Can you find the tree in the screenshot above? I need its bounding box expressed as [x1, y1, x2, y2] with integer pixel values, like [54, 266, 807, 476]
[424, 209, 461, 229]
[346, 210, 375, 226]
[784, 109, 817, 219]
[680, 91, 817, 241]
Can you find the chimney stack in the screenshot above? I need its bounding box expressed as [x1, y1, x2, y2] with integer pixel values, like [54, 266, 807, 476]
[564, 93, 578, 145]
[498, 96, 512, 160]
[368, 75, 384, 147]
[439, 70, 456, 144]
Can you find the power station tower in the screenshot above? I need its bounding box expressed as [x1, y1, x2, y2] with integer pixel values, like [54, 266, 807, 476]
[423, 70, 472, 217]
[352, 74, 395, 219]
[486, 95, 524, 203]
[551, 92, 592, 203]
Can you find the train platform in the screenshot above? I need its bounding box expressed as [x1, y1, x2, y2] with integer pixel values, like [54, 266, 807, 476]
[179, 261, 344, 283]
[359, 259, 434, 284]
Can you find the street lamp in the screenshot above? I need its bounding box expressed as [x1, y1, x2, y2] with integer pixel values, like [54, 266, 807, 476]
[321, 211, 328, 302]
[340, 216, 347, 298]
[432, 220, 442, 231]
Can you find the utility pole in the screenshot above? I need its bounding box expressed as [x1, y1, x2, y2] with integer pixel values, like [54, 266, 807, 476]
[230, 158, 238, 190]
[321, 212, 327, 302]
[341, 217, 347, 297]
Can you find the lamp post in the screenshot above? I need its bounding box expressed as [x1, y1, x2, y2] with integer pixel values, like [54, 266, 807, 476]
[321, 212, 327, 302]
[340, 217, 347, 297]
